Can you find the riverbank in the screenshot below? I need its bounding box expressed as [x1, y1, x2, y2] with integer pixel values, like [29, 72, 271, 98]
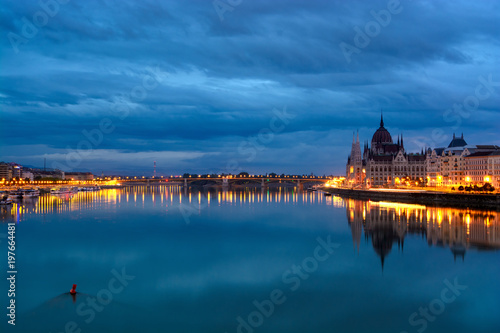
[323, 187, 500, 210]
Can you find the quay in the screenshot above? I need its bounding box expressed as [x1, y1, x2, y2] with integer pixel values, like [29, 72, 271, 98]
[323, 187, 500, 210]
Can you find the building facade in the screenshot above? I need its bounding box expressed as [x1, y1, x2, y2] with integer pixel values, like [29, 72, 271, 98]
[426, 134, 499, 188]
[64, 172, 94, 181]
[346, 115, 426, 187]
[465, 151, 500, 188]
[346, 132, 363, 185]
[0, 162, 12, 180]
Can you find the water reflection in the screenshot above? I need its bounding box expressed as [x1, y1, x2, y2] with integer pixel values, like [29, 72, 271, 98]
[0, 185, 344, 222]
[347, 199, 500, 267]
[2, 186, 498, 264]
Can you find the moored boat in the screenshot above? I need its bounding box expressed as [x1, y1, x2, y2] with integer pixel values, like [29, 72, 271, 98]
[0, 194, 13, 205]
[8, 190, 23, 199]
[78, 186, 101, 192]
[50, 187, 73, 195]
[21, 188, 40, 198]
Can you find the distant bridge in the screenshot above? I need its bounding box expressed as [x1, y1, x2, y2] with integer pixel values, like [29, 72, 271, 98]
[117, 176, 332, 190]
[113, 175, 333, 189]
[177, 176, 330, 189]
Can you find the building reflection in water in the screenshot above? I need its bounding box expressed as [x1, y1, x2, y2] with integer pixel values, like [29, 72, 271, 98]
[346, 199, 500, 267]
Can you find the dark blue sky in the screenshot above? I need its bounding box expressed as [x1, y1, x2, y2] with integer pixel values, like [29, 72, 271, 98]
[1, 0, 499, 176]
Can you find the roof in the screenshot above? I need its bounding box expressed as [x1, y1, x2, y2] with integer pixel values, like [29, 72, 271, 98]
[448, 133, 467, 148]
[475, 145, 500, 150]
[371, 114, 393, 144]
[434, 148, 445, 155]
[465, 151, 496, 158]
[65, 172, 93, 175]
[379, 143, 400, 154]
[371, 155, 393, 161]
[408, 154, 426, 161]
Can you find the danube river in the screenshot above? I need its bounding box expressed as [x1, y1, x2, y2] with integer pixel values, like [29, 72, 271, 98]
[1, 186, 499, 333]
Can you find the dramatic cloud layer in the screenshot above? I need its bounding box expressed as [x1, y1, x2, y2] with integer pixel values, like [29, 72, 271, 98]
[1, 0, 499, 175]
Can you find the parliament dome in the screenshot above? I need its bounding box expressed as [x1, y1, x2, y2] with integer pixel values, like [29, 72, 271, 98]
[371, 115, 392, 144]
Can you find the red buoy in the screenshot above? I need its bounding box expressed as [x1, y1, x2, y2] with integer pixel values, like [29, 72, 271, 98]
[70, 284, 77, 295]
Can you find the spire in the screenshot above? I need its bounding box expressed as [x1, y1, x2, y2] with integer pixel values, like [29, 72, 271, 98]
[380, 111, 384, 127]
[353, 132, 355, 144]
[401, 134, 404, 148]
[461, 133, 463, 139]
[356, 130, 359, 143]
[453, 133, 455, 139]
[397, 135, 400, 146]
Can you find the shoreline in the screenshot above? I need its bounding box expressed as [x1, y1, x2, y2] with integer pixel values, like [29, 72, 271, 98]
[323, 187, 500, 210]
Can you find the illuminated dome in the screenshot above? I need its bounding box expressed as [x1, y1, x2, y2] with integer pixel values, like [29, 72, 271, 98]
[371, 115, 392, 144]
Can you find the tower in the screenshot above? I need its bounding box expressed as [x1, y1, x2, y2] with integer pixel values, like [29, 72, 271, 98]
[346, 130, 363, 184]
[153, 161, 156, 178]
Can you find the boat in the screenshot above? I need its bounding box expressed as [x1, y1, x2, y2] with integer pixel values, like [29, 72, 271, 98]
[21, 188, 40, 198]
[0, 195, 12, 205]
[323, 192, 332, 196]
[8, 190, 23, 199]
[50, 187, 73, 195]
[78, 186, 101, 192]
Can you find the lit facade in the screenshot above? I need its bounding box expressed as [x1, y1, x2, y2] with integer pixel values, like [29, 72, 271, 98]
[64, 172, 94, 181]
[426, 135, 500, 188]
[465, 151, 500, 188]
[346, 115, 426, 187]
[346, 132, 363, 186]
[0, 162, 12, 180]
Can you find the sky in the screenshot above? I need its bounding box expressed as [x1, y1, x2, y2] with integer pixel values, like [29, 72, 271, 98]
[1, 0, 499, 176]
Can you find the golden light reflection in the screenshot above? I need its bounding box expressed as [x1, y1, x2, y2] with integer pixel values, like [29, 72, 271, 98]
[11, 188, 496, 259]
[346, 199, 500, 253]
[2, 186, 333, 219]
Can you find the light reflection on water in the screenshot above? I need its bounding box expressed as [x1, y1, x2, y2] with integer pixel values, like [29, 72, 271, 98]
[0, 185, 499, 333]
[1, 186, 345, 220]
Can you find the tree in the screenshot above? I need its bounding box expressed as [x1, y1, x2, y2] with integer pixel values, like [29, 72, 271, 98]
[483, 183, 495, 192]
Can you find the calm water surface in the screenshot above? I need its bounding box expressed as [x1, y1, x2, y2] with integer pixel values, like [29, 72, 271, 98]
[1, 186, 499, 333]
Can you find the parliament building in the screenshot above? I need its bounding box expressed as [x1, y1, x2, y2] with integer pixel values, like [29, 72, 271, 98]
[346, 115, 426, 187]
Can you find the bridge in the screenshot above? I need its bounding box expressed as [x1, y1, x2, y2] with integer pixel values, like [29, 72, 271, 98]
[176, 176, 330, 190]
[119, 175, 330, 190]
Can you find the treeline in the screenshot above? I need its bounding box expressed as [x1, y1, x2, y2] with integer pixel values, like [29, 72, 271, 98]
[452, 184, 495, 192]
